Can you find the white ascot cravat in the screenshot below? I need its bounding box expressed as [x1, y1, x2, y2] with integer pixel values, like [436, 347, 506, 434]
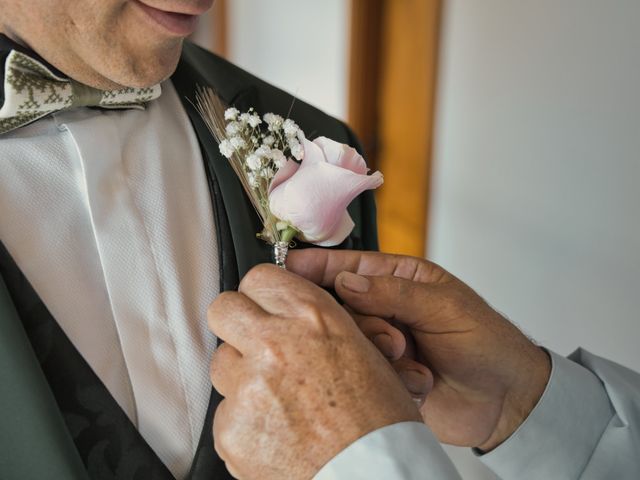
[0, 80, 219, 479]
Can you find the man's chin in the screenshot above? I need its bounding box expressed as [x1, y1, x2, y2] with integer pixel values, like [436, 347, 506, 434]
[96, 52, 182, 89]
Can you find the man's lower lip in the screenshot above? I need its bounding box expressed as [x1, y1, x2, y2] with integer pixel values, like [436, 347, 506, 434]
[134, 0, 199, 36]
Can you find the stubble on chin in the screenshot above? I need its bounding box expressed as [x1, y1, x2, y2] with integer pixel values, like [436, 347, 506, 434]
[62, 2, 185, 89]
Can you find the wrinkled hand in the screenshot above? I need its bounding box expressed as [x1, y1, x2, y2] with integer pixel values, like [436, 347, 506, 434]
[288, 249, 551, 451]
[208, 264, 422, 480]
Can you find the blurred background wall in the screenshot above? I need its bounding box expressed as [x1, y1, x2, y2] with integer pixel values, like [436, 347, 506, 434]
[192, 0, 349, 119]
[432, 0, 640, 368]
[227, 0, 349, 121]
[193, 1, 640, 478]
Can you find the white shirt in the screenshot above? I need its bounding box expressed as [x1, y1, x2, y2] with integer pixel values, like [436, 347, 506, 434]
[0, 80, 219, 479]
[316, 349, 640, 479]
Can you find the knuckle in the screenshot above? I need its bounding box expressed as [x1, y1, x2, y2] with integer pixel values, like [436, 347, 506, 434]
[297, 300, 334, 333]
[217, 429, 233, 457]
[208, 292, 234, 320]
[392, 254, 415, 273]
[297, 299, 323, 319]
[214, 403, 245, 466]
[419, 258, 449, 284]
[214, 429, 233, 464]
[240, 263, 280, 291]
[257, 337, 286, 365]
[217, 290, 238, 305]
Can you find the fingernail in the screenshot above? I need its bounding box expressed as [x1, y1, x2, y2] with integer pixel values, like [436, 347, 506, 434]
[398, 369, 431, 396]
[340, 271, 370, 293]
[372, 334, 396, 359]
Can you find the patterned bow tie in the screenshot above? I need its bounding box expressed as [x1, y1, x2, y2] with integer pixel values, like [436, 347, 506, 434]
[0, 49, 162, 135]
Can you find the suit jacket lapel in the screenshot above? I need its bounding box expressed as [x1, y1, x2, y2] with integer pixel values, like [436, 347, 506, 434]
[172, 45, 272, 282]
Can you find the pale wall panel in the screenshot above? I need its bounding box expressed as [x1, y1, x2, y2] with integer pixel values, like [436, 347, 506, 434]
[431, 1, 640, 476]
[226, 0, 349, 121]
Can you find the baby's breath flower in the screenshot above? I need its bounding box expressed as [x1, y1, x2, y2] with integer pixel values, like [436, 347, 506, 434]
[225, 121, 241, 136]
[255, 145, 271, 158]
[270, 149, 287, 169]
[288, 136, 299, 149]
[264, 113, 284, 131]
[263, 135, 275, 146]
[283, 119, 299, 137]
[224, 107, 239, 121]
[246, 153, 262, 171]
[263, 113, 276, 124]
[230, 136, 246, 149]
[248, 114, 262, 128]
[219, 139, 234, 158]
[239, 112, 251, 123]
[291, 142, 304, 161]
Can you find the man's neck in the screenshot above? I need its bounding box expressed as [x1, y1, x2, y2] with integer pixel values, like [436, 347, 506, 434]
[0, 32, 69, 81]
[0, 28, 28, 49]
[0, 29, 126, 90]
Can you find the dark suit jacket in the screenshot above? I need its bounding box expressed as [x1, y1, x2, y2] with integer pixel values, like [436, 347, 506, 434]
[0, 42, 378, 479]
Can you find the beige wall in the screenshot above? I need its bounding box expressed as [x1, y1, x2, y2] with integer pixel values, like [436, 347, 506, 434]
[224, 0, 350, 121]
[431, 2, 640, 476]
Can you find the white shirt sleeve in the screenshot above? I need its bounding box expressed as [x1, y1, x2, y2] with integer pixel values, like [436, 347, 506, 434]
[314, 348, 640, 480]
[479, 349, 640, 479]
[314, 422, 462, 480]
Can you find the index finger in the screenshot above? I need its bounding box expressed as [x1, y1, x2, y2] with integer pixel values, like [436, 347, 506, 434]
[287, 249, 444, 286]
[238, 263, 340, 317]
[207, 291, 270, 354]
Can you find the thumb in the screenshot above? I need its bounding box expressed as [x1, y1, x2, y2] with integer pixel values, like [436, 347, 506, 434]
[335, 271, 446, 332]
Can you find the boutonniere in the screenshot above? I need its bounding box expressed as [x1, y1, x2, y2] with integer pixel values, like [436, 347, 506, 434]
[195, 87, 383, 267]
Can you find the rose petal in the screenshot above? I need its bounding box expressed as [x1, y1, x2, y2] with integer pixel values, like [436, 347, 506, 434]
[301, 137, 328, 164]
[313, 136, 368, 175]
[269, 160, 384, 245]
[311, 211, 355, 247]
[269, 138, 328, 194]
[268, 159, 299, 193]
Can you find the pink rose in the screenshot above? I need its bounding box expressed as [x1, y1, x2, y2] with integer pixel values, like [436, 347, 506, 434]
[269, 136, 383, 247]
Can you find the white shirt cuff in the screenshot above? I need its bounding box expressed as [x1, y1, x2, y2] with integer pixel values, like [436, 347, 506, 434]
[478, 350, 615, 479]
[314, 421, 461, 480]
